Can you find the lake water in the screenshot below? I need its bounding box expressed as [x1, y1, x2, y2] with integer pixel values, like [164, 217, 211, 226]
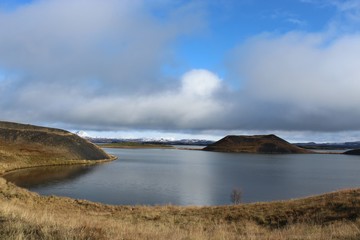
[4, 148, 360, 206]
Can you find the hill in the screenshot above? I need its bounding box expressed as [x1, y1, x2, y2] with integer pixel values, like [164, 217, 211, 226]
[344, 149, 360, 155]
[203, 134, 310, 153]
[296, 141, 360, 150]
[0, 121, 112, 172]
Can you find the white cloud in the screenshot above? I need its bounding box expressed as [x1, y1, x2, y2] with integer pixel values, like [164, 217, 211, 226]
[228, 31, 360, 131]
[61, 69, 225, 130]
[0, 0, 211, 127]
[181, 69, 221, 97]
[0, 0, 201, 93]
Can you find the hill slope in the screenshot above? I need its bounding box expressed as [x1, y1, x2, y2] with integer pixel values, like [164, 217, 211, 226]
[0, 121, 111, 169]
[203, 134, 310, 153]
[344, 149, 360, 155]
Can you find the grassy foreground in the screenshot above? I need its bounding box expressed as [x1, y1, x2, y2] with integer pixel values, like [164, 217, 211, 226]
[1, 173, 360, 239]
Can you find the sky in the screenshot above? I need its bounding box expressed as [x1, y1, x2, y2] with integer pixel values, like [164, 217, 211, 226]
[1, 0, 360, 142]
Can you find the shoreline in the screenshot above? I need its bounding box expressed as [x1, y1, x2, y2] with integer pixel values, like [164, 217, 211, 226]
[1, 174, 360, 239]
[1, 154, 360, 239]
[0, 151, 357, 206]
[0, 155, 117, 176]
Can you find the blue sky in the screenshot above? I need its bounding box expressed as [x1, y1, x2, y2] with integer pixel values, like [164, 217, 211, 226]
[163, 0, 336, 78]
[1, 0, 360, 142]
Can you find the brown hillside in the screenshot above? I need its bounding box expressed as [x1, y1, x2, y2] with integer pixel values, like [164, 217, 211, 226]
[0, 121, 111, 167]
[344, 149, 360, 155]
[203, 134, 311, 153]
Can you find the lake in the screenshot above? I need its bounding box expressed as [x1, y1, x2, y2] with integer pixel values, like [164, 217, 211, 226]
[4, 148, 360, 206]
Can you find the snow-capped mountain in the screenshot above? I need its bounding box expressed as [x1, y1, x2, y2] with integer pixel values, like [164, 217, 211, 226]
[74, 130, 91, 138]
[83, 136, 214, 146]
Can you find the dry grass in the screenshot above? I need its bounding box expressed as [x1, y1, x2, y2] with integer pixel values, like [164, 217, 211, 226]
[0, 121, 112, 166]
[1, 176, 360, 239]
[0, 140, 116, 175]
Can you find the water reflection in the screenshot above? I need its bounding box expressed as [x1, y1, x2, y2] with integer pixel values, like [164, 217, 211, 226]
[3, 165, 96, 189]
[3, 148, 360, 206]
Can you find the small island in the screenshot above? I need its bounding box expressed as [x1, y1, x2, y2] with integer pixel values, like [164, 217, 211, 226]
[203, 134, 311, 154]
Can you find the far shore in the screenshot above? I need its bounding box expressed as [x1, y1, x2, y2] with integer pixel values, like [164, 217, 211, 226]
[98, 142, 175, 149]
[97, 141, 350, 153]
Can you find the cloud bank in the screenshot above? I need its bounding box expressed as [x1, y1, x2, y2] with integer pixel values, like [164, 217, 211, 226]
[228, 32, 360, 131]
[1, 0, 360, 137]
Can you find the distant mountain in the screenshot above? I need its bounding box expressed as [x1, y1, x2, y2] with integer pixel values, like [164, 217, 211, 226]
[295, 141, 360, 150]
[0, 121, 111, 165]
[82, 136, 214, 146]
[203, 134, 311, 154]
